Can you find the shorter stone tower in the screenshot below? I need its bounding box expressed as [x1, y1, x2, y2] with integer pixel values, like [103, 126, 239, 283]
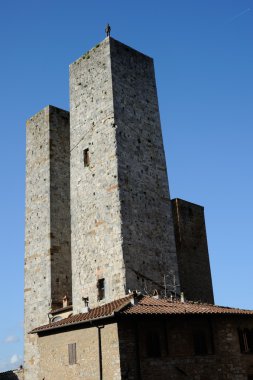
[24, 106, 71, 380]
[171, 198, 214, 303]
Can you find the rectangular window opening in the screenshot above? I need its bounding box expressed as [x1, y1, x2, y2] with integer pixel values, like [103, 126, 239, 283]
[83, 148, 90, 167]
[68, 343, 77, 365]
[146, 330, 161, 358]
[238, 328, 253, 353]
[193, 331, 208, 355]
[97, 278, 105, 301]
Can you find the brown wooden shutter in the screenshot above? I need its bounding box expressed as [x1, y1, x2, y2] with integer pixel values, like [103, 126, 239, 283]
[68, 343, 77, 365]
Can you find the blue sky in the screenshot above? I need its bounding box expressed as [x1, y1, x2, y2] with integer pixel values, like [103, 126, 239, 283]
[0, 0, 252, 372]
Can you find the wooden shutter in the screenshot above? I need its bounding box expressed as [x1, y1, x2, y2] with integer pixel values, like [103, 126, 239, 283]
[68, 343, 77, 365]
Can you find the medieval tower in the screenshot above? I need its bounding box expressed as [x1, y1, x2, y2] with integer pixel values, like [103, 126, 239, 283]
[69, 37, 179, 312]
[24, 35, 213, 380]
[24, 107, 72, 379]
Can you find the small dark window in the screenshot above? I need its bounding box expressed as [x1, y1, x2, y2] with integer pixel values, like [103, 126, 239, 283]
[83, 148, 90, 167]
[193, 331, 208, 355]
[238, 328, 253, 353]
[97, 278, 105, 301]
[68, 343, 76, 365]
[248, 376, 253, 380]
[147, 331, 161, 357]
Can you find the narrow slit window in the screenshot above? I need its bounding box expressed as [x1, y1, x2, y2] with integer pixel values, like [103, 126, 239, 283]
[83, 148, 90, 167]
[97, 278, 105, 301]
[68, 343, 77, 365]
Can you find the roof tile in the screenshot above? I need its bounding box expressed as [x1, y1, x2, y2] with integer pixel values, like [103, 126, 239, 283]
[121, 296, 253, 315]
[31, 295, 132, 333]
[31, 294, 253, 334]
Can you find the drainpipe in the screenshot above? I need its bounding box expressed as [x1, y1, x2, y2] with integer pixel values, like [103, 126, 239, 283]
[97, 325, 104, 380]
[134, 322, 141, 380]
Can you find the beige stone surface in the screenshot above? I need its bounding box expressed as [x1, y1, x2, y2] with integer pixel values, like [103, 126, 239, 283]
[24, 106, 71, 380]
[38, 323, 121, 380]
[70, 37, 179, 313]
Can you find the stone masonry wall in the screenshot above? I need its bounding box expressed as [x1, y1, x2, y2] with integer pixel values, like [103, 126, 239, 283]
[24, 106, 71, 380]
[171, 198, 214, 303]
[25, 107, 51, 380]
[118, 316, 253, 380]
[110, 38, 179, 293]
[70, 37, 179, 312]
[69, 38, 126, 312]
[38, 323, 121, 380]
[34, 315, 253, 380]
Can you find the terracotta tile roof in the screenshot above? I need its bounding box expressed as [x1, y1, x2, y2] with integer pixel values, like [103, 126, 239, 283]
[31, 294, 253, 334]
[121, 296, 253, 316]
[31, 295, 132, 333]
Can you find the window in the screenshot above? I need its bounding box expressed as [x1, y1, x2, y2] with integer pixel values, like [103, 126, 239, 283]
[97, 278, 105, 301]
[248, 376, 253, 380]
[193, 331, 208, 355]
[146, 331, 161, 358]
[83, 148, 90, 167]
[238, 328, 253, 353]
[68, 343, 77, 365]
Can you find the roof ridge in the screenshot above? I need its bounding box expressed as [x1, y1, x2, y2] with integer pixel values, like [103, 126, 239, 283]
[141, 296, 249, 310]
[30, 294, 253, 335]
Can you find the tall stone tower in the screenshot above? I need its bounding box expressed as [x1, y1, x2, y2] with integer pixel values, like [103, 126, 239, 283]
[24, 35, 215, 379]
[70, 37, 179, 312]
[24, 106, 71, 380]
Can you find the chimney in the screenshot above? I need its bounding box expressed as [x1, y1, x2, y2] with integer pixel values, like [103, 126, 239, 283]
[63, 295, 69, 308]
[152, 289, 159, 299]
[81, 297, 90, 313]
[130, 290, 139, 305]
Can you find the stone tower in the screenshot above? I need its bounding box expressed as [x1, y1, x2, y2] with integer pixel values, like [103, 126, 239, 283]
[24, 35, 215, 379]
[24, 106, 71, 380]
[171, 198, 214, 303]
[70, 37, 179, 312]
